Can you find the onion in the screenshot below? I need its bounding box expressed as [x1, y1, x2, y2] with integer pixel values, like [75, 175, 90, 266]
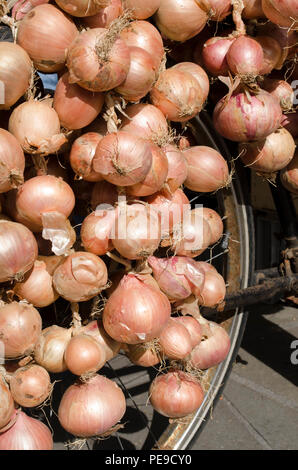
[239, 128, 296, 173]
[0, 129, 24, 193]
[183, 146, 230, 192]
[174, 316, 202, 348]
[202, 208, 223, 245]
[148, 255, 205, 301]
[159, 318, 193, 360]
[122, 0, 161, 19]
[163, 144, 188, 193]
[154, 0, 208, 42]
[202, 36, 235, 76]
[0, 220, 38, 282]
[281, 113, 298, 139]
[243, 0, 265, 18]
[126, 342, 161, 367]
[120, 103, 168, 142]
[103, 273, 171, 344]
[83, 0, 123, 28]
[149, 370, 204, 418]
[64, 334, 106, 376]
[8, 100, 67, 156]
[0, 410, 53, 450]
[256, 22, 297, 67]
[112, 203, 161, 260]
[0, 43, 32, 110]
[121, 20, 164, 70]
[261, 0, 298, 29]
[82, 319, 121, 360]
[127, 144, 168, 197]
[281, 150, 298, 195]
[115, 46, 157, 102]
[0, 376, 14, 430]
[172, 208, 212, 258]
[55, 0, 108, 17]
[53, 72, 104, 130]
[9, 364, 51, 408]
[226, 36, 264, 77]
[190, 320, 230, 369]
[255, 36, 282, 75]
[195, 261, 218, 274]
[171, 62, 210, 103]
[12, 0, 50, 21]
[13, 259, 59, 308]
[81, 208, 116, 255]
[107, 271, 160, 297]
[262, 78, 294, 111]
[91, 180, 119, 210]
[207, 0, 231, 20]
[213, 89, 283, 142]
[0, 301, 42, 359]
[69, 132, 104, 182]
[34, 325, 72, 373]
[58, 374, 126, 437]
[145, 188, 190, 239]
[52, 251, 108, 302]
[150, 68, 204, 122]
[14, 175, 75, 232]
[92, 131, 152, 186]
[17, 4, 78, 73]
[66, 27, 131, 92]
[196, 271, 226, 306]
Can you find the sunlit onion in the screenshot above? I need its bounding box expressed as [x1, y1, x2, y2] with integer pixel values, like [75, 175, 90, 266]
[55, 0, 108, 17]
[82, 319, 121, 360]
[64, 334, 107, 376]
[202, 36, 235, 76]
[9, 364, 51, 408]
[159, 318, 193, 360]
[202, 208, 224, 245]
[226, 36, 264, 76]
[12, 0, 50, 21]
[0, 376, 14, 430]
[280, 150, 298, 195]
[262, 78, 294, 111]
[83, 0, 123, 28]
[81, 208, 116, 255]
[126, 342, 161, 367]
[174, 316, 202, 348]
[171, 61, 210, 103]
[172, 208, 212, 258]
[122, 0, 161, 19]
[190, 320, 230, 369]
[0, 129, 24, 193]
[34, 325, 72, 373]
[163, 144, 188, 193]
[69, 132, 104, 182]
[196, 271, 226, 306]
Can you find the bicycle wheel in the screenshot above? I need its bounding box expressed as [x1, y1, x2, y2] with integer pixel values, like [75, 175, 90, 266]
[49, 111, 255, 451]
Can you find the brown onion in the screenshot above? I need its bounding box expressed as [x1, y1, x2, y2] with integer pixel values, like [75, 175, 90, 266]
[172, 208, 212, 258]
[196, 271, 226, 306]
[239, 128, 295, 173]
[17, 4, 78, 73]
[190, 320, 230, 369]
[202, 208, 224, 245]
[53, 72, 104, 130]
[226, 36, 264, 77]
[83, 0, 123, 28]
[262, 0, 298, 29]
[183, 146, 230, 192]
[243, 0, 265, 18]
[82, 319, 121, 361]
[207, 0, 231, 20]
[9, 364, 51, 408]
[213, 89, 283, 142]
[8, 100, 67, 156]
[281, 150, 298, 195]
[66, 27, 131, 92]
[103, 273, 171, 344]
[91, 180, 119, 209]
[163, 144, 188, 193]
[122, 0, 161, 19]
[0, 129, 24, 193]
[126, 342, 161, 367]
[69, 132, 104, 182]
[154, 0, 208, 42]
[34, 325, 72, 373]
[0, 376, 14, 430]
[0, 410, 53, 450]
[0, 42, 32, 110]
[92, 131, 152, 186]
[159, 318, 193, 360]
[120, 103, 168, 142]
[262, 78, 294, 111]
[81, 208, 116, 255]
[202, 36, 235, 76]
[255, 36, 282, 75]
[64, 334, 107, 376]
[149, 370, 204, 418]
[0, 301, 42, 359]
[55, 0, 108, 17]
[150, 68, 204, 122]
[0, 220, 38, 282]
[53, 252, 108, 302]
[171, 61, 210, 103]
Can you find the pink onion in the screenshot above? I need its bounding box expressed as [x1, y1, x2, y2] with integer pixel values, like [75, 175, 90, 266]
[120, 103, 168, 142]
[226, 36, 264, 77]
[207, 0, 231, 20]
[159, 318, 193, 360]
[202, 36, 235, 76]
[82, 0, 123, 28]
[175, 316, 202, 348]
[69, 132, 104, 182]
[34, 325, 72, 373]
[261, 0, 298, 29]
[81, 208, 116, 255]
[0, 376, 14, 430]
[171, 61, 210, 103]
[55, 0, 108, 17]
[202, 208, 224, 245]
[196, 271, 226, 306]
[126, 343, 161, 367]
[82, 319, 121, 361]
[12, 0, 50, 21]
[190, 320, 230, 369]
[163, 144, 188, 193]
[262, 78, 294, 111]
[64, 334, 106, 376]
[9, 364, 51, 408]
[122, 0, 161, 19]
[172, 208, 212, 258]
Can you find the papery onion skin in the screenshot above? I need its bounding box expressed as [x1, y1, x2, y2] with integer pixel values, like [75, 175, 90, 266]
[150, 68, 204, 123]
[120, 103, 168, 142]
[69, 132, 104, 182]
[213, 90, 283, 142]
[149, 370, 204, 418]
[34, 325, 72, 373]
[126, 342, 161, 367]
[66, 28, 131, 92]
[9, 364, 51, 408]
[17, 4, 78, 73]
[190, 320, 230, 370]
[196, 271, 226, 306]
[262, 78, 294, 111]
[103, 273, 171, 344]
[163, 144, 188, 193]
[202, 36, 235, 76]
[81, 208, 116, 255]
[0, 43, 32, 110]
[174, 316, 202, 348]
[207, 0, 231, 21]
[183, 146, 230, 193]
[53, 72, 105, 130]
[0, 301, 42, 359]
[159, 318, 193, 360]
[83, 0, 123, 28]
[154, 0, 208, 42]
[255, 36, 282, 75]
[12, 0, 50, 21]
[0, 376, 14, 430]
[93, 131, 152, 187]
[82, 319, 121, 361]
[0, 129, 25, 193]
[202, 208, 224, 245]
[171, 62, 210, 103]
[58, 374, 126, 437]
[239, 128, 296, 173]
[55, 0, 108, 17]
[64, 334, 107, 376]
[280, 150, 298, 195]
[0, 410, 53, 450]
[122, 0, 161, 19]
[226, 36, 264, 77]
[0, 220, 38, 282]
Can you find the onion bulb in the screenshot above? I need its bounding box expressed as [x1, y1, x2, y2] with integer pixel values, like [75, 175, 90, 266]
[149, 370, 204, 418]
[12, 0, 50, 21]
[83, 0, 123, 28]
[126, 342, 161, 367]
[261, 0, 298, 29]
[0, 376, 14, 430]
[159, 318, 193, 360]
[196, 271, 226, 306]
[9, 364, 51, 408]
[281, 150, 298, 195]
[91, 180, 119, 210]
[262, 78, 294, 112]
[163, 144, 188, 193]
[202, 36, 235, 76]
[69, 132, 104, 182]
[81, 208, 116, 256]
[120, 103, 168, 142]
[207, 0, 232, 21]
[0, 129, 25, 193]
[82, 319, 121, 361]
[174, 316, 202, 348]
[0, 301, 42, 359]
[243, 0, 265, 18]
[122, 0, 161, 19]
[64, 334, 107, 376]
[34, 325, 72, 373]
[255, 36, 282, 75]
[226, 36, 264, 77]
[58, 374, 126, 437]
[202, 208, 224, 245]
[55, 0, 108, 17]
[171, 62, 210, 103]
[190, 320, 230, 369]
[103, 273, 171, 344]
